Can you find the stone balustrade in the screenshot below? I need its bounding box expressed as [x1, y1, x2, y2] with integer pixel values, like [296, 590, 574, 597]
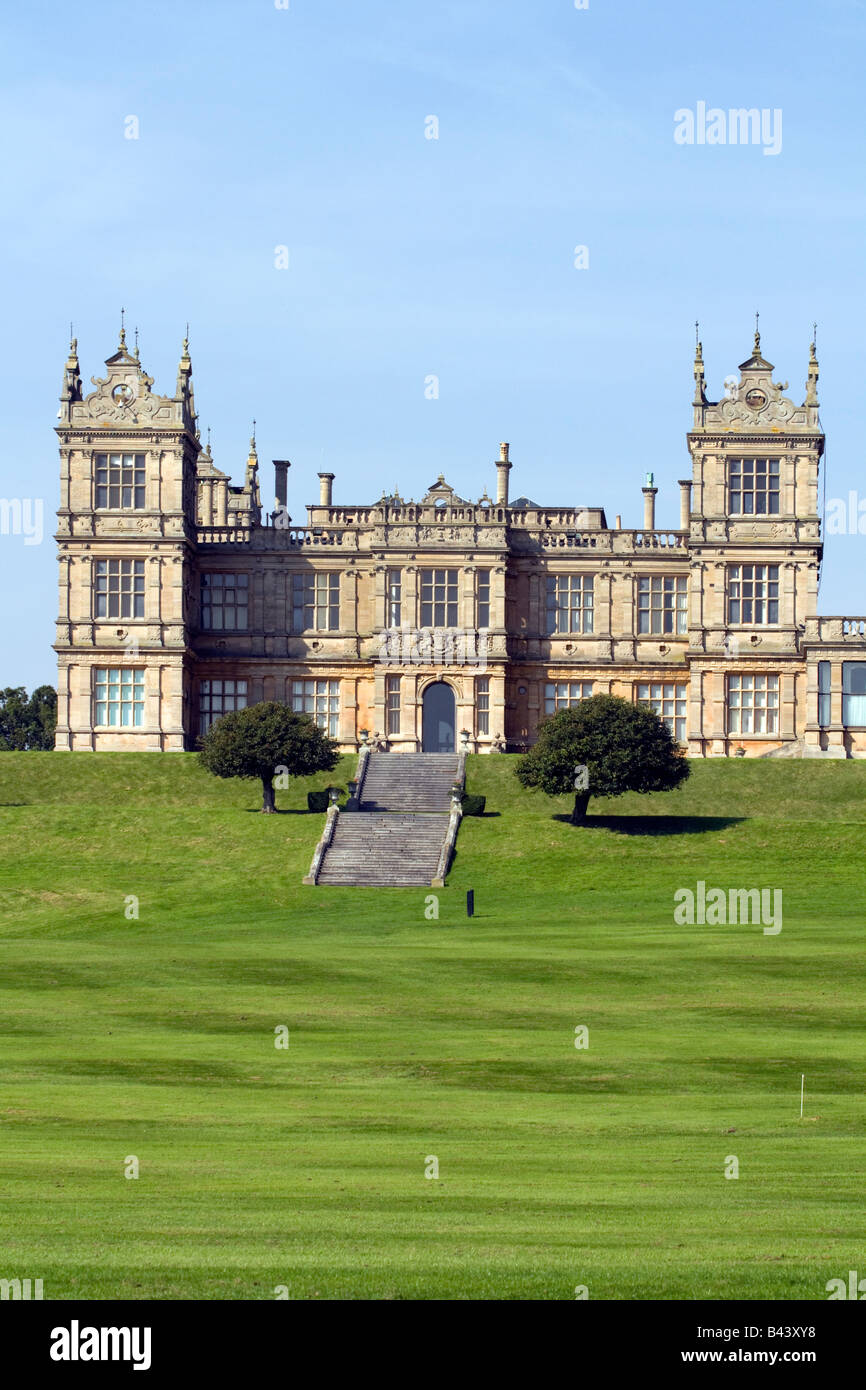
[803, 616, 866, 642]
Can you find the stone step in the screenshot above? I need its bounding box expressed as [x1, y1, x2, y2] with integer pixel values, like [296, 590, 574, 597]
[311, 752, 462, 887]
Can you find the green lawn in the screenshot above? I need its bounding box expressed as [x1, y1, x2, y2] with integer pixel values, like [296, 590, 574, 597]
[1, 752, 864, 1300]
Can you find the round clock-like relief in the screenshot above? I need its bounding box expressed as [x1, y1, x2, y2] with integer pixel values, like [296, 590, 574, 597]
[112, 382, 135, 406]
[745, 389, 767, 410]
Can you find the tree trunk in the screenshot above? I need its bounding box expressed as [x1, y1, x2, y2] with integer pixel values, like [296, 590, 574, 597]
[261, 777, 276, 813]
[571, 790, 590, 824]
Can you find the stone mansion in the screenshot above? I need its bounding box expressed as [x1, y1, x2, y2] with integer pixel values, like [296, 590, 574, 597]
[54, 325, 866, 757]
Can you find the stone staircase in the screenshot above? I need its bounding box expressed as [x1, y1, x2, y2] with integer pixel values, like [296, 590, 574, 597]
[359, 752, 460, 813]
[311, 753, 461, 887]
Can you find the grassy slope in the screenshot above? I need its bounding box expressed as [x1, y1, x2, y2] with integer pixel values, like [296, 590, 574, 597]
[0, 752, 864, 1300]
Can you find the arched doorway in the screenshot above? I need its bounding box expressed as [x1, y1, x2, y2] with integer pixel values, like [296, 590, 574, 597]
[422, 682, 456, 752]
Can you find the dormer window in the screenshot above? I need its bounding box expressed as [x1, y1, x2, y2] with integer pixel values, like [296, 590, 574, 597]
[729, 457, 779, 515]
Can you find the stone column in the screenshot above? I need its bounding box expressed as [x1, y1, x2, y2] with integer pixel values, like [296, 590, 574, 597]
[404, 566, 418, 629]
[263, 566, 277, 656]
[341, 568, 359, 639]
[374, 565, 387, 631]
[529, 570, 542, 637]
[341, 676, 358, 746]
[215, 479, 228, 526]
[710, 667, 727, 753]
[455, 677, 474, 748]
[780, 671, 796, 739]
[596, 569, 612, 637]
[489, 670, 507, 747]
[678, 479, 692, 530]
[492, 564, 507, 631]
[462, 565, 475, 633]
[77, 554, 92, 625]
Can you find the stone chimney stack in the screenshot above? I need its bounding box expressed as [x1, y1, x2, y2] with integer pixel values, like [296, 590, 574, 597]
[678, 478, 692, 531]
[495, 442, 511, 505]
[274, 459, 291, 509]
[642, 472, 658, 530]
[318, 472, 335, 507]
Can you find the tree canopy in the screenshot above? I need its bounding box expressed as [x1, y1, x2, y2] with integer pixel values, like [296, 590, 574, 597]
[197, 701, 339, 811]
[515, 693, 689, 822]
[0, 686, 57, 750]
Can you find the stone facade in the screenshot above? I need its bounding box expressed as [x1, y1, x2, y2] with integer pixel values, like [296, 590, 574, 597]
[54, 327, 866, 757]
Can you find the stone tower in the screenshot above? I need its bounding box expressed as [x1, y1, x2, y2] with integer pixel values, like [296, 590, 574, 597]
[54, 326, 199, 749]
[684, 327, 824, 754]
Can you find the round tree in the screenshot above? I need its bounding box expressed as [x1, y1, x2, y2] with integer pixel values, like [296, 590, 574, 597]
[198, 701, 339, 812]
[515, 693, 689, 823]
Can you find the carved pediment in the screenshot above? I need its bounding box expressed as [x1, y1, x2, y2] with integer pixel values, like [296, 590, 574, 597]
[421, 474, 470, 506]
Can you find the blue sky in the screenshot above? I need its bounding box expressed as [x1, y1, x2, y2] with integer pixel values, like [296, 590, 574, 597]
[2, 0, 864, 688]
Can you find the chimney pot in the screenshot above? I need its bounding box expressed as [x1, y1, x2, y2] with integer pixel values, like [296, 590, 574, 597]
[495, 445, 512, 504]
[273, 459, 291, 508]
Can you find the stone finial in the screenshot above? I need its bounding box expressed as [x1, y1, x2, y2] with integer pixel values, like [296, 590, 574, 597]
[805, 326, 820, 407]
[693, 322, 707, 405]
[61, 332, 83, 403]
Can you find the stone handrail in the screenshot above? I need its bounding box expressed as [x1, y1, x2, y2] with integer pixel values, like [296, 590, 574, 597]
[346, 746, 371, 809]
[197, 525, 252, 544]
[303, 804, 340, 886]
[431, 752, 466, 887]
[803, 616, 866, 642]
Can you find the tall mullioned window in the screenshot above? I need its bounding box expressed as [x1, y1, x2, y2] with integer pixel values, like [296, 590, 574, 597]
[291, 573, 339, 632]
[420, 569, 458, 627]
[95, 453, 146, 509]
[94, 668, 144, 727]
[727, 674, 779, 734]
[545, 681, 593, 715]
[476, 570, 491, 628]
[201, 573, 249, 630]
[387, 569, 402, 627]
[842, 663, 866, 725]
[728, 457, 780, 515]
[386, 675, 401, 735]
[199, 679, 247, 734]
[95, 559, 145, 619]
[636, 682, 687, 743]
[476, 677, 490, 734]
[291, 680, 340, 737]
[637, 575, 687, 635]
[546, 575, 594, 634]
[727, 564, 779, 625]
[817, 661, 831, 727]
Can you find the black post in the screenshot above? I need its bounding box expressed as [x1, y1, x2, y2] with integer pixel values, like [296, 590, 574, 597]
[466, 889, 474, 918]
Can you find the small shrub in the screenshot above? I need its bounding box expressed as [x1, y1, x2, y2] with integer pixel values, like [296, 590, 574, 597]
[307, 787, 345, 813]
[461, 793, 486, 817]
